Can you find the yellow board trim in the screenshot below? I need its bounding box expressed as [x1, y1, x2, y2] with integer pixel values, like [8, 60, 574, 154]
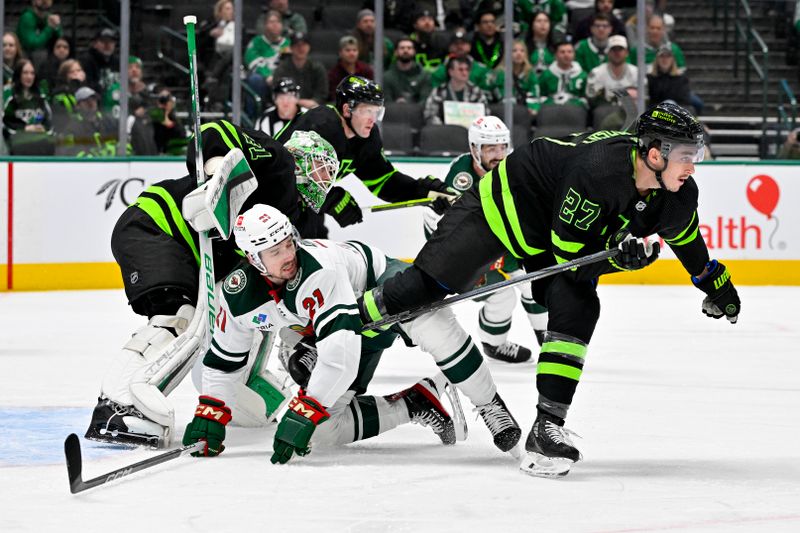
[1, 259, 799, 291]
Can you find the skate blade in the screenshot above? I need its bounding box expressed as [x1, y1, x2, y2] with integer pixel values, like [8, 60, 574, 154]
[431, 374, 468, 441]
[519, 451, 573, 478]
[507, 443, 523, 461]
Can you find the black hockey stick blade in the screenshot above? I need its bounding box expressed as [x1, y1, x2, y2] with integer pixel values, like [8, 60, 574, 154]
[362, 248, 620, 331]
[64, 433, 204, 494]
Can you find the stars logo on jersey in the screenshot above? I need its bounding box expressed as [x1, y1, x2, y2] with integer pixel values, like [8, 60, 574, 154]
[224, 269, 247, 294]
[286, 267, 303, 291]
[452, 172, 474, 192]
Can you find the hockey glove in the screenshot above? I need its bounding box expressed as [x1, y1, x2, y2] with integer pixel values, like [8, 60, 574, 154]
[418, 176, 457, 215]
[692, 260, 740, 324]
[609, 230, 660, 271]
[182, 396, 232, 457]
[323, 186, 363, 227]
[271, 394, 330, 464]
[287, 339, 318, 388]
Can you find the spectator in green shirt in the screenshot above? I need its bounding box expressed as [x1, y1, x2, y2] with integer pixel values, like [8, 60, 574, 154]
[383, 37, 433, 104]
[16, 0, 62, 66]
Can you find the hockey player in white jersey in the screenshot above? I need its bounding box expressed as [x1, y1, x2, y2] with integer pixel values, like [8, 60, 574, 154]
[183, 204, 521, 461]
[423, 116, 548, 363]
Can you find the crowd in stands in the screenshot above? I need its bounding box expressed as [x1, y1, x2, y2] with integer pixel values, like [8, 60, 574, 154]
[0, 0, 711, 157]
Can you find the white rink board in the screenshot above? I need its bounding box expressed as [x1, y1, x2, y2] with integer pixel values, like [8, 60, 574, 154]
[3, 160, 799, 263]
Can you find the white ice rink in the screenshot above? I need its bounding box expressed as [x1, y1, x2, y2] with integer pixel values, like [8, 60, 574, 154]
[1, 285, 799, 532]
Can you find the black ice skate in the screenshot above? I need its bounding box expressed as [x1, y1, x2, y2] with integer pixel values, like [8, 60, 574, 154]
[482, 342, 533, 363]
[84, 397, 166, 448]
[392, 378, 456, 445]
[474, 393, 521, 452]
[520, 410, 581, 477]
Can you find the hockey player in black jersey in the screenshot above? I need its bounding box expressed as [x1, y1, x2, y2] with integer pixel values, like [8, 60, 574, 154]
[84, 124, 339, 448]
[358, 103, 742, 477]
[276, 75, 456, 237]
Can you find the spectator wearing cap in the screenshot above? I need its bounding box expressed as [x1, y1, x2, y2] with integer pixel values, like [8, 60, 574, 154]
[647, 44, 692, 111]
[574, 13, 612, 74]
[101, 55, 151, 119]
[524, 11, 555, 76]
[255, 77, 306, 137]
[586, 34, 639, 106]
[328, 36, 374, 103]
[410, 9, 450, 71]
[471, 9, 504, 69]
[538, 41, 588, 108]
[16, 0, 62, 66]
[57, 84, 120, 156]
[492, 40, 542, 116]
[629, 14, 685, 74]
[382, 37, 433, 104]
[3, 58, 54, 155]
[423, 55, 488, 125]
[244, 9, 291, 116]
[269, 0, 307, 38]
[350, 9, 394, 69]
[79, 28, 119, 95]
[412, 0, 469, 30]
[149, 86, 187, 155]
[273, 32, 327, 109]
[573, 0, 627, 41]
[430, 31, 493, 91]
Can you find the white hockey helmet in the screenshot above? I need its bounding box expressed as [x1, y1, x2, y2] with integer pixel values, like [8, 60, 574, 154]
[233, 204, 294, 273]
[468, 115, 511, 169]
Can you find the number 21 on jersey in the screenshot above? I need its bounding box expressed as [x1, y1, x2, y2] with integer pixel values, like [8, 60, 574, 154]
[302, 289, 325, 321]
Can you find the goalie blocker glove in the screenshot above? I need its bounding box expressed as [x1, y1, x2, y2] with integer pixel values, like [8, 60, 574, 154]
[271, 393, 330, 464]
[182, 396, 232, 457]
[323, 186, 363, 227]
[692, 260, 741, 324]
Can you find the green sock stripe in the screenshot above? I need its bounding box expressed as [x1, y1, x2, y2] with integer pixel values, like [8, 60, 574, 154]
[479, 316, 512, 335]
[537, 362, 583, 381]
[355, 396, 380, 440]
[440, 344, 484, 384]
[541, 340, 587, 359]
[521, 299, 547, 314]
[436, 337, 472, 367]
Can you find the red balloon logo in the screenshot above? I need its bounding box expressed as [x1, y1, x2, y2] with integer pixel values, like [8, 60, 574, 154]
[746, 175, 780, 219]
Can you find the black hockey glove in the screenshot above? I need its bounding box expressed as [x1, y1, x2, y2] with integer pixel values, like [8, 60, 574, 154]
[417, 176, 457, 215]
[323, 186, 363, 227]
[609, 230, 660, 270]
[692, 260, 740, 324]
[287, 339, 318, 389]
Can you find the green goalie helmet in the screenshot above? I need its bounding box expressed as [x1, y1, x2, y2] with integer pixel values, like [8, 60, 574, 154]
[284, 130, 339, 213]
[637, 102, 705, 163]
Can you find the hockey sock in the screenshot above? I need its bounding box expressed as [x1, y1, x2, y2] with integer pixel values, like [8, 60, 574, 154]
[536, 331, 587, 419]
[439, 344, 497, 406]
[477, 288, 515, 346]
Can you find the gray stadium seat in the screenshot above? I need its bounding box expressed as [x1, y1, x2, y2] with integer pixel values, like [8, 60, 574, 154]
[537, 104, 588, 130]
[380, 123, 415, 156]
[383, 102, 424, 131]
[419, 124, 468, 156]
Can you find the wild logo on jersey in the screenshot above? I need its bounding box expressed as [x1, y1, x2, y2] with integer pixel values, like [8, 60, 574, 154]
[453, 172, 474, 192]
[224, 269, 247, 294]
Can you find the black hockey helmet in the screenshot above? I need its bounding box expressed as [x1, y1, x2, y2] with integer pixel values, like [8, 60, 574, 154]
[335, 75, 384, 114]
[636, 102, 705, 163]
[273, 77, 301, 95]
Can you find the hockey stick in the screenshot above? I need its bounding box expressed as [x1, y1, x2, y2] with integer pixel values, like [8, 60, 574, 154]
[362, 248, 619, 331]
[363, 198, 435, 212]
[64, 433, 204, 494]
[185, 15, 216, 350]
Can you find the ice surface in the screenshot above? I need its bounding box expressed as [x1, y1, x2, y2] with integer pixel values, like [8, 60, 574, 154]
[1, 286, 799, 532]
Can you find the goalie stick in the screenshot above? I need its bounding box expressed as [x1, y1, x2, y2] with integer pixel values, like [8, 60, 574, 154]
[362, 248, 620, 331]
[64, 433, 203, 494]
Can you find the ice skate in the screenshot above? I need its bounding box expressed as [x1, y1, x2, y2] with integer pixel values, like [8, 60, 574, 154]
[481, 341, 532, 363]
[520, 410, 581, 478]
[391, 378, 456, 445]
[84, 396, 168, 448]
[474, 393, 521, 452]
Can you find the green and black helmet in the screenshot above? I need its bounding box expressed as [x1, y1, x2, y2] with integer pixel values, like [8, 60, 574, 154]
[335, 75, 384, 113]
[637, 102, 705, 163]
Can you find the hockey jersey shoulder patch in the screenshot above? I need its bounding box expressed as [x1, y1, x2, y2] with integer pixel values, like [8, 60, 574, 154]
[223, 268, 247, 294]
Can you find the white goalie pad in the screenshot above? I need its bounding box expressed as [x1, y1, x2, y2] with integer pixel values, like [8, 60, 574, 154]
[181, 148, 258, 237]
